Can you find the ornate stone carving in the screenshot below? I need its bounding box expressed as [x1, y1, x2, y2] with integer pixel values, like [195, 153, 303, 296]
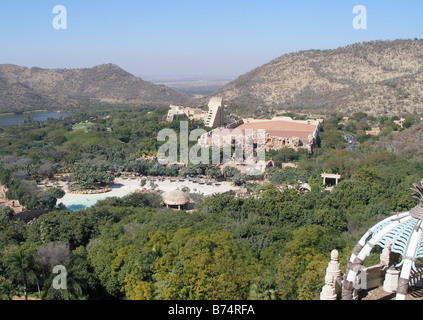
[320, 250, 342, 300]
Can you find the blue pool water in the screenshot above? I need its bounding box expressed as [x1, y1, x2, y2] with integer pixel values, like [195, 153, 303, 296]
[57, 182, 141, 211]
[66, 204, 89, 211]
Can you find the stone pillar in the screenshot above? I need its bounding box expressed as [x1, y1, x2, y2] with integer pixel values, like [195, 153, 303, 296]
[380, 245, 401, 293]
[383, 267, 400, 293]
[321, 250, 342, 300]
[320, 274, 337, 300]
[328, 250, 342, 281]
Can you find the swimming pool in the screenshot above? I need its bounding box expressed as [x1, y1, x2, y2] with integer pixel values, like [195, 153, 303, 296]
[57, 177, 242, 211]
[57, 181, 141, 211]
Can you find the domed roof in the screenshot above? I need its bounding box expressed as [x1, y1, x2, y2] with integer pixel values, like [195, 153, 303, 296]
[163, 190, 190, 205]
[342, 180, 423, 300]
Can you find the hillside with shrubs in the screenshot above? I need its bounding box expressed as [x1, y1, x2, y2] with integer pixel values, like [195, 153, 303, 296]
[214, 39, 423, 117]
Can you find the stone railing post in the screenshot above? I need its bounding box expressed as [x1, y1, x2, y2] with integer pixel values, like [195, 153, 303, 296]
[320, 250, 342, 300]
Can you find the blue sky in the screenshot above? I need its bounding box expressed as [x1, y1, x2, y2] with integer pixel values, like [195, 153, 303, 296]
[0, 0, 422, 78]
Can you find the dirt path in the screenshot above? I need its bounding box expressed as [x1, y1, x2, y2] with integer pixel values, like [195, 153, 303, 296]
[11, 296, 41, 300]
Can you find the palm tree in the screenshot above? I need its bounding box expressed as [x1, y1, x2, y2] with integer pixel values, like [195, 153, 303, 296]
[43, 265, 87, 300]
[7, 249, 38, 300]
[0, 280, 18, 300]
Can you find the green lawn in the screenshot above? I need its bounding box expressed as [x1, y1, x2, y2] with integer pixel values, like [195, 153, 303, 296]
[72, 122, 94, 133]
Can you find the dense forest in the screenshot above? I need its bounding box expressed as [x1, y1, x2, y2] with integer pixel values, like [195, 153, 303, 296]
[0, 107, 422, 300]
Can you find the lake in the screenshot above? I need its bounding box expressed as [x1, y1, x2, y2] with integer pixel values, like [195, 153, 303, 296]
[0, 111, 73, 127]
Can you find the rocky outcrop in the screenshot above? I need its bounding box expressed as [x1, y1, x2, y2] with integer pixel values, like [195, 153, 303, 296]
[68, 187, 112, 195]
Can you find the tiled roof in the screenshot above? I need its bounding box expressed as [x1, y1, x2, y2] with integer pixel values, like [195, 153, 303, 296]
[237, 120, 317, 132]
[209, 120, 318, 140]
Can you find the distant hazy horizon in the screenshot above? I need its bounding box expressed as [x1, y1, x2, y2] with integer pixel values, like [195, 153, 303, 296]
[1, 1, 422, 79]
[141, 74, 235, 81]
[141, 74, 233, 96]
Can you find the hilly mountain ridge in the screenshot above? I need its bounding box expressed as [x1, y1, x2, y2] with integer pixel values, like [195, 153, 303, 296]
[213, 39, 423, 117]
[3, 40, 423, 117]
[0, 63, 192, 113]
